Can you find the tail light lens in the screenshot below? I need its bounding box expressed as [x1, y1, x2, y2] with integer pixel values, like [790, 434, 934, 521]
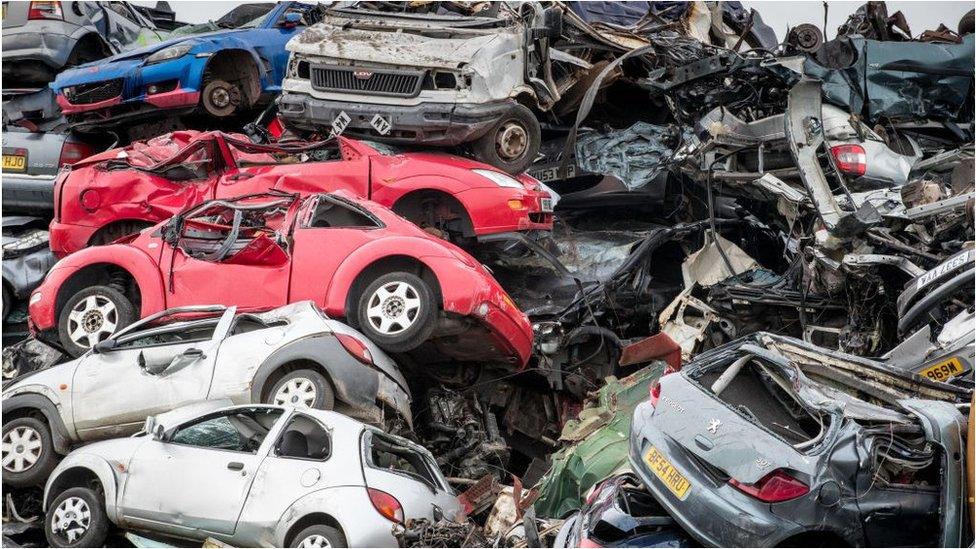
[28, 1, 63, 19]
[729, 470, 809, 502]
[648, 363, 681, 408]
[367, 488, 404, 524]
[335, 333, 373, 365]
[59, 142, 95, 167]
[829, 144, 867, 176]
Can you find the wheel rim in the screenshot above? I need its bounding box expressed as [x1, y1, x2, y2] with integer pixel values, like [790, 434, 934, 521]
[298, 534, 332, 548]
[1, 426, 43, 472]
[210, 86, 231, 108]
[66, 295, 118, 348]
[273, 378, 317, 408]
[495, 120, 528, 160]
[365, 281, 421, 335]
[51, 496, 91, 544]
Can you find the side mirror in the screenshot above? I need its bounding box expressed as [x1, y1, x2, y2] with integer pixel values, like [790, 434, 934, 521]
[280, 12, 301, 28]
[153, 423, 166, 441]
[144, 416, 166, 440]
[92, 339, 116, 354]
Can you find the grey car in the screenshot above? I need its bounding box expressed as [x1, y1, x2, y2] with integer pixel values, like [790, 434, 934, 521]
[629, 332, 970, 547]
[2, 301, 412, 487]
[42, 402, 462, 547]
[2, 0, 165, 87]
[1, 125, 98, 214]
[2, 216, 57, 322]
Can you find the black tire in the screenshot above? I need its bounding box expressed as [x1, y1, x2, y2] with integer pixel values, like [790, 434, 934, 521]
[265, 369, 336, 410]
[470, 103, 541, 175]
[356, 271, 436, 353]
[44, 487, 110, 548]
[960, 10, 975, 35]
[57, 285, 136, 358]
[2, 416, 59, 488]
[289, 524, 347, 548]
[201, 78, 244, 118]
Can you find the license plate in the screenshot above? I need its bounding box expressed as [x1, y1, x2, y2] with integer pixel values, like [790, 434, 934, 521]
[540, 198, 553, 212]
[2, 154, 26, 172]
[531, 164, 575, 183]
[644, 446, 691, 500]
[919, 357, 965, 382]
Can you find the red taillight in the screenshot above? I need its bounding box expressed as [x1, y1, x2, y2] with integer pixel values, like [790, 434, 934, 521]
[648, 381, 662, 407]
[28, 0, 62, 19]
[335, 333, 373, 365]
[79, 189, 101, 211]
[830, 144, 866, 177]
[367, 488, 404, 524]
[729, 470, 809, 502]
[59, 142, 94, 167]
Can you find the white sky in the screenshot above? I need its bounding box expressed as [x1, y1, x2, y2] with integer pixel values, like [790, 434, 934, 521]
[132, 0, 973, 39]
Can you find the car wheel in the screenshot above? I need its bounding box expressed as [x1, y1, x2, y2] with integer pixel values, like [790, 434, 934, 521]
[356, 272, 436, 353]
[57, 285, 136, 358]
[290, 524, 347, 548]
[2, 416, 58, 488]
[201, 78, 242, 118]
[45, 487, 110, 548]
[267, 369, 335, 410]
[470, 103, 541, 175]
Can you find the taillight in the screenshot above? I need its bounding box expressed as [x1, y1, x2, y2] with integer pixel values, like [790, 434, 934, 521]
[28, 0, 62, 19]
[80, 189, 101, 211]
[729, 470, 809, 502]
[335, 333, 373, 365]
[829, 144, 866, 177]
[367, 488, 404, 523]
[648, 363, 680, 408]
[59, 142, 94, 167]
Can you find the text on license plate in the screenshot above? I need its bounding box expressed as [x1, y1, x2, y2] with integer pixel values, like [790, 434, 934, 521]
[540, 198, 553, 212]
[2, 155, 26, 172]
[919, 357, 965, 382]
[644, 446, 691, 500]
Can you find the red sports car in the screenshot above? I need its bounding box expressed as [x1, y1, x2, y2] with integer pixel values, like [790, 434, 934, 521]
[29, 191, 533, 367]
[49, 130, 554, 256]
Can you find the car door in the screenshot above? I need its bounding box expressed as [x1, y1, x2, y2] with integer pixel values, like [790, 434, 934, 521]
[70, 309, 235, 441]
[118, 407, 286, 537]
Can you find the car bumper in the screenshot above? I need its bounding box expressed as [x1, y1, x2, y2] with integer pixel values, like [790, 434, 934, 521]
[28, 264, 78, 333]
[49, 221, 99, 258]
[1, 173, 56, 214]
[278, 93, 514, 146]
[627, 402, 801, 547]
[455, 186, 554, 235]
[2, 28, 72, 69]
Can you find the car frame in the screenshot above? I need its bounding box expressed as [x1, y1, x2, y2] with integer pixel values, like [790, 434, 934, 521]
[2, 301, 412, 487]
[41, 402, 462, 547]
[47, 130, 553, 257]
[31, 191, 533, 365]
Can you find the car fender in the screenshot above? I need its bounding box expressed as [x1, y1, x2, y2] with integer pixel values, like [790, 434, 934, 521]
[274, 485, 398, 547]
[322, 237, 457, 316]
[196, 39, 273, 89]
[43, 454, 121, 523]
[2, 393, 74, 455]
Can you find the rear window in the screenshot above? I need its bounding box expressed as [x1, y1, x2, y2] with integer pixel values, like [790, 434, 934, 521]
[366, 432, 442, 491]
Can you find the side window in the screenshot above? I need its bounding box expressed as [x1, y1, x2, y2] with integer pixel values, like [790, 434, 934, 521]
[367, 432, 441, 490]
[115, 321, 218, 350]
[308, 198, 379, 229]
[275, 414, 331, 460]
[108, 2, 140, 24]
[170, 408, 283, 453]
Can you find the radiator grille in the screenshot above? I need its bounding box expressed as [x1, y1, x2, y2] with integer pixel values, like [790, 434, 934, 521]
[310, 66, 423, 97]
[67, 79, 123, 105]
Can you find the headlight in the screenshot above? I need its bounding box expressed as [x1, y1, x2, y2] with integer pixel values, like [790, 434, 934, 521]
[2, 229, 49, 257]
[145, 43, 193, 65]
[472, 169, 525, 189]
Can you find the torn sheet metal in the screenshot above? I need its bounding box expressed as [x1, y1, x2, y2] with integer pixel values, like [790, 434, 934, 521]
[574, 123, 677, 190]
[681, 234, 759, 287]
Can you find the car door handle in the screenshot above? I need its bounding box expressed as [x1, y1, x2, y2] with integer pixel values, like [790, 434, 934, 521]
[227, 461, 244, 471]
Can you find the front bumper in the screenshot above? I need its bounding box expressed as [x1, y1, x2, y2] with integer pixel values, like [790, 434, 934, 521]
[456, 186, 554, 235]
[627, 402, 802, 547]
[278, 92, 515, 146]
[2, 28, 72, 69]
[1, 174, 56, 214]
[49, 221, 99, 258]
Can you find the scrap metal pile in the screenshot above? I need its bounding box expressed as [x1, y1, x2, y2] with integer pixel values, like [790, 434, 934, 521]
[1, 1, 973, 547]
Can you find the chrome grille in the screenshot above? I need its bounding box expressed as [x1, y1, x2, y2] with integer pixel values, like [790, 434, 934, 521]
[310, 65, 424, 98]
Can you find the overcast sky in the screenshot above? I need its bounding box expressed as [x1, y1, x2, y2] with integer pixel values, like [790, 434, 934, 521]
[132, 1, 973, 39]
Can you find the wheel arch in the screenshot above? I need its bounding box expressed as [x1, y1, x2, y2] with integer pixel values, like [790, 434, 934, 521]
[43, 457, 120, 523]
[391, 189, 475, 238]
[2, 393, 73, 455]
[86, 219, 154, 248]
[283, 512, 345, 547]
[335, 254, 443, 323]
[202, 48, 263, 107]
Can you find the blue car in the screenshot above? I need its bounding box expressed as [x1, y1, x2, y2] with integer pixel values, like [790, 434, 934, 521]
[52, 2, 319, 133]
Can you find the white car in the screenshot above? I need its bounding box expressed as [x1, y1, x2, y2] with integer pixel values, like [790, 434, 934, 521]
[43, 402, 462, 547]
[2, 301, 411, 487]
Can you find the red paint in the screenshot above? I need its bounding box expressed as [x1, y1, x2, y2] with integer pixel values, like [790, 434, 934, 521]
[56, 93, 122, 115]
[31, 191, 533, 367]
[50, 131, 553, 256]
[144, 89, 201, 109]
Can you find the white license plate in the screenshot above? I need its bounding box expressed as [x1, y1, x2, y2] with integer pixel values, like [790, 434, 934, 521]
[531, 165, 575, 183]
[540, 198, 553, 212]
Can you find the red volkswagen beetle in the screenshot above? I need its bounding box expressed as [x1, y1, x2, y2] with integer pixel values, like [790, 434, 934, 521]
[48, 130, 554, 257]
[30, 191, 532, 367]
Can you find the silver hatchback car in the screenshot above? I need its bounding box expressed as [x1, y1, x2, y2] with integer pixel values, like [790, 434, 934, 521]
[43, 402, 462, 547]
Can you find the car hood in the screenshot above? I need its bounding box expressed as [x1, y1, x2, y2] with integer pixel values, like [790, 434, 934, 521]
[3, 359, 76, 396]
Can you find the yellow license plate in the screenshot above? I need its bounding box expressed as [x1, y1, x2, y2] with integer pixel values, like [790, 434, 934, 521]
[644, 446, 691, 500]
[919, 357, 965, 382]
[2, 154, 26, 172]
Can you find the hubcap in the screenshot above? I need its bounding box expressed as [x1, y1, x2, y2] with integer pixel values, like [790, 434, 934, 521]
[298, 534, 332, 548]
[51, 496, 91, 544]
[67, 295, 118, 348]
[495, 121, 528, 160]
[273, 378, 317, 408]
[1, 426, 42, 472]
[366, 281, 421, 335]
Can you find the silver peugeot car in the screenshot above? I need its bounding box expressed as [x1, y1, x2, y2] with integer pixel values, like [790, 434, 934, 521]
[43, 402, 462, 547]
[2, 301, 412, 487]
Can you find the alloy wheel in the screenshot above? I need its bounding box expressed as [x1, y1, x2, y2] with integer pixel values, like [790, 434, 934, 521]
[66, 295, 118, 348]
[365, 281, 422, 335]
[273, 378, 317, 408]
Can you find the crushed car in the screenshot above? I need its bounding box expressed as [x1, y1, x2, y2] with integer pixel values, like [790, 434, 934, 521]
[2, 216, 58, 325]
